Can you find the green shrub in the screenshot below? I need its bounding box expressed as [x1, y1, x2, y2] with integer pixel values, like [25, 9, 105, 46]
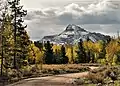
[112, 55, 118, 66]
[97, 59, 106, 65]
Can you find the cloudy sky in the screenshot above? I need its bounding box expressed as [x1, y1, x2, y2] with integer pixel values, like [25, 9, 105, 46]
[20, 0, 120, 40]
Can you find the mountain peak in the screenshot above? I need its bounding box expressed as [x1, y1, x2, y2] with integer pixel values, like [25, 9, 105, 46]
[65, 24, 74, 31]
[65, 24, 86, 32]
[42, 24, 110, 44]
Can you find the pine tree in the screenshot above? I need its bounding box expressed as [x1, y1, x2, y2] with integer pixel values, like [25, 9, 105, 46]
[76, 39, 86, 63]
[60, 45, 68, 64]
[2, 15, 14, 69]
[44, 41, 54, 64]
[0, 8, 14, 75]
[17, 30, 30, 67]
[34, 41, 43, 51]
[0, 10, 6, 76]
[53, 45, 61, 64]
[54, 45, 68, 64]
[8, 0, 30, 68]
[85, 37, 91, 63]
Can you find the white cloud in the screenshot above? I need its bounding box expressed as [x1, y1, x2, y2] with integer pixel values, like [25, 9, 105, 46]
[24, 0, 120, 40]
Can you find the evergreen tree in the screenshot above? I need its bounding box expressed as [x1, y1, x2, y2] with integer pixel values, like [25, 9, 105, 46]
[60, 45, 68, 64]
[76, 39, 86, 63]
[2, 15, 14, 69]
[86, 37, 91, 63]
[34, 41, 43, 51]
[0, 7, 14, 75]
[44, 41, 54, 64]
[0, 10, 7, 76]
[17, 30, 30, 67]
[55, 45, 68, 64]
[8, 0, 30, 68]
[54, 48, 61, 64]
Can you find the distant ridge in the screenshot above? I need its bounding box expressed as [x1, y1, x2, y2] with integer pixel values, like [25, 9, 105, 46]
[41, 24, 110, 44]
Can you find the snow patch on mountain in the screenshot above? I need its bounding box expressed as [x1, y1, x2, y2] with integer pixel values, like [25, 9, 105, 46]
[41, 24, 110, 44]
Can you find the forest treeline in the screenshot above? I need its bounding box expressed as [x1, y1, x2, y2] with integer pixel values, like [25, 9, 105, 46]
[34, 37, 120, 66]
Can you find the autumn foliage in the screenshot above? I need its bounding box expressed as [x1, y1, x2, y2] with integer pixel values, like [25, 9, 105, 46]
[33, 38, 120, 65]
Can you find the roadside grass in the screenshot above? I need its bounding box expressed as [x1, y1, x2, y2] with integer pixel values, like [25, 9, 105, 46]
[40, 64, 90, 74]
[5, 64, 91, 84]
[72, 66, 120, 86]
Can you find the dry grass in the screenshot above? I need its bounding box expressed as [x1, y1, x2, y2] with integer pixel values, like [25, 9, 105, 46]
[38, 64, 90, 74]
[87, 72, 105, 84]
[6, 64, 91, 84]
[41, 64, 90, 70]
[86, 66, 119, 85]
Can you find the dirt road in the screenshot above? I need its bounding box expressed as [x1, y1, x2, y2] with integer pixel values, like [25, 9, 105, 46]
[7, 67, 98, 86]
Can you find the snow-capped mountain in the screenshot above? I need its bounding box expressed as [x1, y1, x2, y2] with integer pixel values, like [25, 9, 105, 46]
[41, 24, 110, 44]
